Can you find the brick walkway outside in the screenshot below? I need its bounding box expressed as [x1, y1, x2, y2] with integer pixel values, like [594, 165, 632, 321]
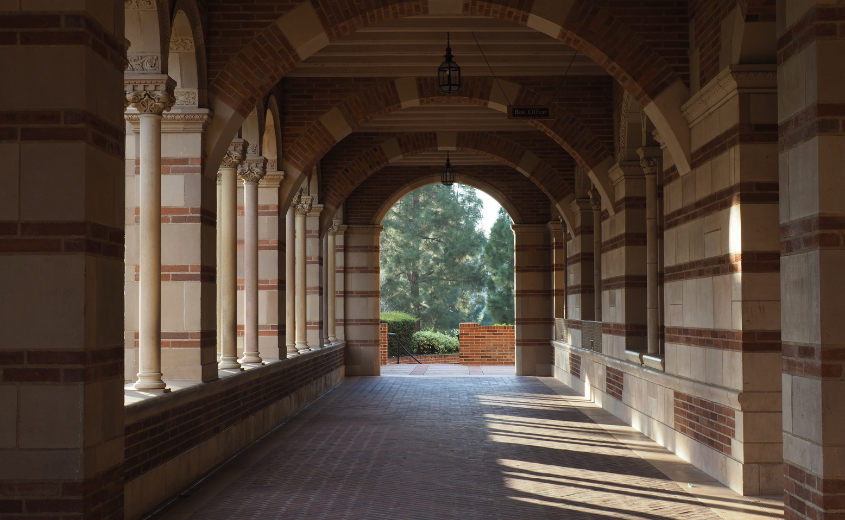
[155, 367, 782, 520]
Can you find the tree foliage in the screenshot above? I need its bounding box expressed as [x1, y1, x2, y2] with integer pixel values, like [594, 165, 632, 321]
[481, 208, 515, 325]
[380, 184, 487, 331]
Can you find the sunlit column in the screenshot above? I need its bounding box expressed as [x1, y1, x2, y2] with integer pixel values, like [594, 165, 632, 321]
[294, 192, 312, 354]
[239, 156, 267, 364]
[590, 190, 603, 322]
[125, 76, 175, 391]
[218, 140, 247, 369]
[639, 148, 662, 356]
[285, 206, 297, 357]
[327, 220, 339, 344]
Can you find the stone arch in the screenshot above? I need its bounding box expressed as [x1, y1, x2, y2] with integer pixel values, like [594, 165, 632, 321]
[203, 0, 692, 185]
[170, 0, 208, 107]
[263, 95, 282, 171]
[319, 131, 575, 234]
[125, 0, 171, 74]
[241, 102, 265, 156]
[372, 175, 524, 226]
[279, 77, 613, 218]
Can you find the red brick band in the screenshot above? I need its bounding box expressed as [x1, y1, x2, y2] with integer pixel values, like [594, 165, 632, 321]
[570, 353, 582, 380]
[691, 123, 777, 170]
[0, 345, 122, 383]
[674, 392, 735, 455]
[665, 327, 780, 352]
[664, 252, 780, 282]
[784, 461, 845, 520]
[0, 221, 124, 259]
[602, 322, 648, 338]
[778, 6, 845, 64]
[601, 275, 647, 291]
[779, 102, 845, 153]
[602, 232, 647, 253]
[782, 342, 845, 379]
[665, 182, 779, 231]
[781, 214, 845, 255]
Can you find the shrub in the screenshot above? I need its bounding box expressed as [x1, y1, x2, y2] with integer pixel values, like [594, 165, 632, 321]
[380, 312, 416, 357]
[412, 330, 459, 355]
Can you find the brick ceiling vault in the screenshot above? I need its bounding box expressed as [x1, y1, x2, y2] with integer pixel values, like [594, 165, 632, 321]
[202, 0, 694, 203]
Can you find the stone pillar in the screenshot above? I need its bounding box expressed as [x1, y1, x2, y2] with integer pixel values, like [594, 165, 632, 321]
[512, 224, 554, 376]
[126, 76, 176, 390]
[568, 199, 596, 324]
[285, 206, 297, 357]
[216, 177, 223, 361]
[327, 221, 339, 343]
[238, 156, 267, 364]
[0, 7, 126, 514]
[259, 171, 285, 360]
[603, 162, 648, 359]
[218, 140, 247, 369]
[549, 220, 567, 321]
[344, 225, 383, 376]
[640, 148, 662, 356]
[294, 193, 312, 354]
[305, 203, 325, 349]
[590, 190, 603, 323]
[334, 223, 348, 343]
[779, 3, 845, 515]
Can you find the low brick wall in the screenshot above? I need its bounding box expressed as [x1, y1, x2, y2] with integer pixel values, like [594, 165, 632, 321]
[123, 345, 344, 520]
[379, 323, 515, 366]
[459, 323, 515, 365]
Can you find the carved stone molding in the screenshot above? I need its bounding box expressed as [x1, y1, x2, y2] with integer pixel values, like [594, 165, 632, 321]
[681, 65, 777, 126]
[266, 158, 278, 171]
[174, 89, 198, 106]
[169, 38, 194, 52]
[618, 90, 630, 162]
[247, 143, 259, 156]
[640, 157, 660, 176]
[574, 165, 589, 199]
[238, 156, 268, 184]
[127, 54, 160, 72]
[328, 220, 342, 236]
[125, 0, 155, 9]
[588, 189, 602, 212]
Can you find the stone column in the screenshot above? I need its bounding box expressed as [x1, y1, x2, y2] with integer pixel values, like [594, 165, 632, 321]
[640, 148, 662, 356]
[344, 225, 383, 376]
[590, 190, 603, 323]
[548, 220, 567, 321]
[294, 192, 312, 354]
[327, 220, 339, 343]
[512, 224, 554, 376]
[126, 76, 175, 390]
[568, 198, 596, 323]
[218, 140, 247, 369]
[258, 171, 285, 360]
[238, 156, 267, 364]
[334, 223, 348, 343]
[217, 176, 223, 361]
[285, 206, 297, 357]
[306, 203, 325, 349]
[779, 3, 845, 515]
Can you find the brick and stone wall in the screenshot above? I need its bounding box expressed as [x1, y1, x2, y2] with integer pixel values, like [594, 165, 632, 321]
[458, 324, 515, 366]
[123, 346, 344, 520]
[674, 392, 736, 456]
[379, 323, 388, 366]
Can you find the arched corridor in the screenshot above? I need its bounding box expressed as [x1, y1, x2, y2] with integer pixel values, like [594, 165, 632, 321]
[1, 1, 843, 519]
[151, 371, 781, 520]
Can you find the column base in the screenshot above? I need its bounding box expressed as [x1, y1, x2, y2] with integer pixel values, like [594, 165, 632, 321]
[286, 345, 299, 358]
[218, 357, 242, 370]
[134, 372, 167, 390]
[240, 354, 263, 364]
[295, 341, 310, 354]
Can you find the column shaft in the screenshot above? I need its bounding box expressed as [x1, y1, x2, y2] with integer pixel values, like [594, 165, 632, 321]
[219, 167, 240, 369]
[285, 206, 297, 356]
[242, 180, 261, 363]
[136, 114, 166, 390]
[294, 200, 310, 353]
[327, 228, 337, 343]
[216, 179, 222, 360]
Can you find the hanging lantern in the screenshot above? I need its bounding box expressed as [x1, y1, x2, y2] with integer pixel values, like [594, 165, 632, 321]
[438, 32, 461, 94]
[441, 151, 456, 186]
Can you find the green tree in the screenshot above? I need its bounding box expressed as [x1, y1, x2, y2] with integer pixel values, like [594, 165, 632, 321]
[481, 208, 514, 325]
[380, 184, 487, 331]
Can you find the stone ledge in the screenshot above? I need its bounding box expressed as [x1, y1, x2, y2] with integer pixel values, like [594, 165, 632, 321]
[125, 343, 344, 423]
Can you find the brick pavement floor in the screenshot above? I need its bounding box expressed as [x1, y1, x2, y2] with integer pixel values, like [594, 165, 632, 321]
[155, 371, 783, 520]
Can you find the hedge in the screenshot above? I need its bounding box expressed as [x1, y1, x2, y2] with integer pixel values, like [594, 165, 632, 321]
[380, 312, 415, 358]
[412, 330, 459, 355]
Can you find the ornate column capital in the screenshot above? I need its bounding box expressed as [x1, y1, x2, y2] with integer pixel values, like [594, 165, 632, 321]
[219, 139, 248, 174]
[637, 147, 663, 176]
[238, 156, 268, 184]
[124, 74, 176, 115]
[588, 189, 602, 212]
[294, 195, 313, 216]
[328, 220, 341, 236]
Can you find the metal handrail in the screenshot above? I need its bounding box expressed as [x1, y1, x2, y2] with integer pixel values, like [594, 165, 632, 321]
[387, 332, 422, 364]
